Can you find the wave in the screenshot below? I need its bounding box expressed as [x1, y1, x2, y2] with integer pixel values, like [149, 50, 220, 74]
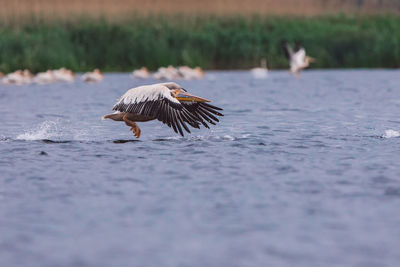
[152, 133, 249, 142]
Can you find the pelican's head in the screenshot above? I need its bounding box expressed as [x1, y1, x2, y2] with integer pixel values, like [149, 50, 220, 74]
[162, 82, 210, 103]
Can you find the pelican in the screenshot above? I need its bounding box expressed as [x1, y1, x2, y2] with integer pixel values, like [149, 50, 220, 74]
[53, 67, 75, 82]
[178, 66, 204, 80]
[82, 69, 103, 83]
[102, 82, 223, 138]
[33, 70, 55, 84]
[3, 70, 32, 85]
[132, 67, 150, 79]
[282, 41, 315, 75]
[250, 58, 268, 79]
[153, 66, 181, 80]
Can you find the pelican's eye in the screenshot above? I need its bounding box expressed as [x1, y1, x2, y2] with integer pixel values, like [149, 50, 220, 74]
[171, 90, 179, 98]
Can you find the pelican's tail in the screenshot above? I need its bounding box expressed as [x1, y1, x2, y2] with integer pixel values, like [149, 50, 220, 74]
[102, 112, 124, 121]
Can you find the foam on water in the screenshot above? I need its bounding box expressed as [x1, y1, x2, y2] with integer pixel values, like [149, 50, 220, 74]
[382, 129, 400, 138]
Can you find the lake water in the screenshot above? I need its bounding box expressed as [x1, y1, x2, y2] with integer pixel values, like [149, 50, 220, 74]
[1, 70, 400, 267]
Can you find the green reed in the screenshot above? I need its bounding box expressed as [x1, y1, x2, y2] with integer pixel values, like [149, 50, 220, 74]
[0, 15, 399, 72]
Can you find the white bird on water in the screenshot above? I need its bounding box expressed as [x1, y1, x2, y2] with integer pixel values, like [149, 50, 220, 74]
[82, 69, 104, 83]
[282, 41, 315, 76]
[131, 67, 150, 79]
[53, 68, 75, 82]
[250, 58, 268, 79]
[2, 70, 32, 85]
[102, 82, 223, 138]
[33, 70, 56, 84]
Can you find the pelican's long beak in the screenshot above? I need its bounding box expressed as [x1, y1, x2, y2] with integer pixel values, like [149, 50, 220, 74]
[175, 91, 210, 102]
[307, 56, 316, 63]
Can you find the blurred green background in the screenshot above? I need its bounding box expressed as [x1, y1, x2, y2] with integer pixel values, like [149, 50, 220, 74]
[0, 0, 400, 72]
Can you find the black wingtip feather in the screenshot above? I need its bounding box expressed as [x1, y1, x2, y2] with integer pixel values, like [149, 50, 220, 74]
[202, 103, 223, 111]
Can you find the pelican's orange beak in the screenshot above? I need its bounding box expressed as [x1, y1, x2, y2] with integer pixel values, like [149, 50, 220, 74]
[175, 91, 210, 102]
[307, 56, 316, 63]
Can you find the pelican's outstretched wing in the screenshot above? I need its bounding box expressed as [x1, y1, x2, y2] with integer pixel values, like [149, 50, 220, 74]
[112, 84, 223, 136]
[181, 102, 224, 128]
[282, 41, 293, 60]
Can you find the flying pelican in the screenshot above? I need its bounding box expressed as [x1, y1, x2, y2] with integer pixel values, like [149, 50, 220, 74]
[102, 82, 223, 138]
[282, 41, 315, 75]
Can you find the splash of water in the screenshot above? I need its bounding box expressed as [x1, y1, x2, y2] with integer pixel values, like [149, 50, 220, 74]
[382, 129, 400, 139]
[16, 121, 61, 141]
[16, 120, 90, 141]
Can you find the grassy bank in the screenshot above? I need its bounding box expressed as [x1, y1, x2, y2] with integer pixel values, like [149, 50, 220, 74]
[0, 15, 399, 72]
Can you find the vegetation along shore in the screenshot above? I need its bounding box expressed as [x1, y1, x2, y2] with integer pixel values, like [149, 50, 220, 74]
[0, 15, 399, 72]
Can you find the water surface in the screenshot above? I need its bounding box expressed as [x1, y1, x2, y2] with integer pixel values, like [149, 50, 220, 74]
[1, 70, 400, 267]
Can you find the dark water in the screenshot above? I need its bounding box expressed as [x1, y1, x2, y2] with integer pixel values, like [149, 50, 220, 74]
[1, 71, 400, 267]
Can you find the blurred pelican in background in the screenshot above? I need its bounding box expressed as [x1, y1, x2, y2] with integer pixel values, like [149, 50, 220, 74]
[53, 67, 75, 82]
[2, 69, 32, 85]
[33, 70, 56, 84]
[82, 69, 104, 83]
[131, 67, 150, 79]
[178, 66, 204, 80]
[153, 65, 204, 80]
[282, 41, 315, 76]
[250, 58, 268, 79]
[153, 65, 180, 80]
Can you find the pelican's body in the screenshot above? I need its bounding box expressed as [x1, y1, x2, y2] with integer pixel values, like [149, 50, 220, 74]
[282, 41, 315, 75]
[132, 67, 150, 79]
[250, 58, 268, 79]
[82, 69, 103, 83]
[102, 82, 223, 138]
[2, 70, 32, 85]
[153, 66, 181, 80]
[178, 66, 204, 80]
[33, 70, 56, 84]
[153, 66, 204, 80]
[53, 68, 75, 82]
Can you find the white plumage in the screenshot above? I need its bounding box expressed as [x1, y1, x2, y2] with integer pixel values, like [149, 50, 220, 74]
[131, 67, 150, 79]
[103, 82, 223, 138]
[290, 48, 307, 73]
[116, 83, 180, 107]
[82, 69, 103, 83]
[250, 58, 268, 79]
[283, 42, 315, 75]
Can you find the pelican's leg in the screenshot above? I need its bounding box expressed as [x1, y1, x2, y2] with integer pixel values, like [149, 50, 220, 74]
[123, 114, 141, 138]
